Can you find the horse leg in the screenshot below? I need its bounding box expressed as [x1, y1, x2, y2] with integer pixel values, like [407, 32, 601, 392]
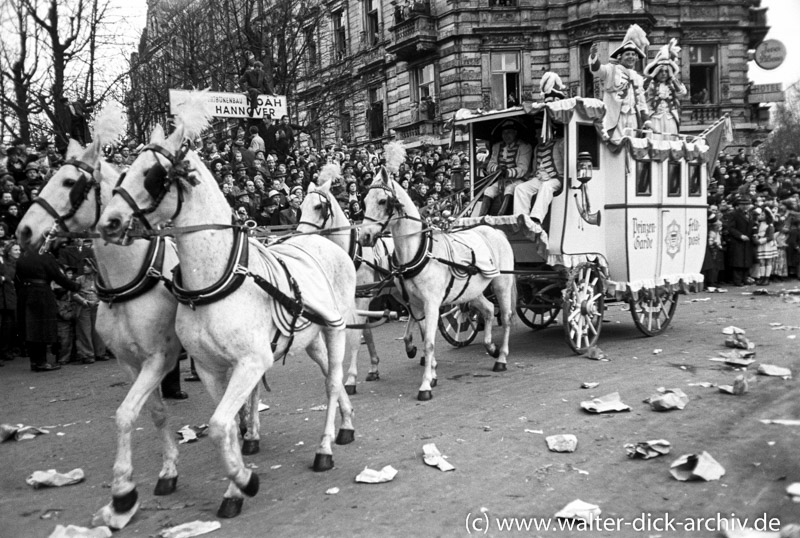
[403, 317, 417, 359]
[363, 325, 380, 382]
[306, 334, 356, 462]
[95, 356, 175, 529]
[417, 304, 440, 401]
[240, 385, 261, 455]
[343, 324, 361, 395]
[205, 361, 265, 519]
[491, 276, 516, 372]
[472, 294, 504, 370]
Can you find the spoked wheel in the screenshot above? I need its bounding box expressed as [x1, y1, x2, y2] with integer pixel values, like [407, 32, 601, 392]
[629, 288, 679, 336]
[516, 280, 562, 330]
[562, 262, 605, 354]
[438, 303, 480, 348]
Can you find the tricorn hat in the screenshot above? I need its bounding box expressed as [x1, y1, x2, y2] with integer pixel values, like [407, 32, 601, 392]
[540, 72, 567, 101]
[644, 38, 681, 79]
[491, 118, 528, 138]
[610, 24, 649, 60]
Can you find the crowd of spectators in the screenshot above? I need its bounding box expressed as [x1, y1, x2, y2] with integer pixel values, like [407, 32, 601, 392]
[3, 122, 800, 368]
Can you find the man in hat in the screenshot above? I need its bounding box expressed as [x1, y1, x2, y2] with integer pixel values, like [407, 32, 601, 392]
[513, 73, 567, 229]
[279, 194, 302, 225]
[589, 24, 651, 141]
[725, 194, 755, 286]
[478, 119, 532, 216]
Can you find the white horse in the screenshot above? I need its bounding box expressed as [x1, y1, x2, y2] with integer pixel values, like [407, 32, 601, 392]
[15, 138, 194, 529]
[96, 112, 357, 519]
[298, 178, 403, 391]
[360, 156, 516, 401]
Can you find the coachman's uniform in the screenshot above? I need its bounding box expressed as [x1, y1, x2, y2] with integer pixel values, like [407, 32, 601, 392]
[484, 140, 532, 198]
[513, 138, 565, 223]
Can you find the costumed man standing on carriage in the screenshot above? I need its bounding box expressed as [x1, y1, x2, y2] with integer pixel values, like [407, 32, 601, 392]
[513, 72, 567, 231]
[643, 39, 687, 136]
[589, 24, 651, 141]
[478, 119, 532, 216]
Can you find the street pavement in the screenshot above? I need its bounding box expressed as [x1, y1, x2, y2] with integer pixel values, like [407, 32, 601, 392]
[1, 285, 799, 537]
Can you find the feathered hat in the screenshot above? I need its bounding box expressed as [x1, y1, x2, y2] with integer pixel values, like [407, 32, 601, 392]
[490, 118, 528, 138]
[644, 38, 681, 79]
[540, 72, 566, 101]
[610, 24, 649, 60]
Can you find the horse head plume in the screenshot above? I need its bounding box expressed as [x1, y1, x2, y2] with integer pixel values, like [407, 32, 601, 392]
[173, 90, 213, 143]
[93, 103, 127, 149]
[383, 141, 406, 177]
[318, 163, 341, 191]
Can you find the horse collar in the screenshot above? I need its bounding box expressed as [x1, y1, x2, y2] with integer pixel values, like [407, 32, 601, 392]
[391, 229, 432, 280]
[96, 236, 168, 306]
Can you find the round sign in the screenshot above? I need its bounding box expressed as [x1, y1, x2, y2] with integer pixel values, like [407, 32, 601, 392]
[754, 39, 786, 70]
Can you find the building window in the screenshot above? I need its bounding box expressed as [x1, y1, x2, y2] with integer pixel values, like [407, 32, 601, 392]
[689, 45, 716, 104]
[339, 102, 351, 143]
[305, 26, 318, 68]
[364, 0, 380, 46]
[636, 161, 652, 196]
[489, 0, 517, 6]
[416, 64, 436, 101]
[490, 52, 519, 109]
[367, 86, 384, 139]
[667, 161, 681, 197]
[688, 163, 702, 196]
[332, 9, 347, 61]
[580, 43, 596, 99]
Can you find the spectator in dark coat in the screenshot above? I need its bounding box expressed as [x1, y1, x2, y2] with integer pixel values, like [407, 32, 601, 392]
[15, 247, 81, 371]
[724, 195, 755, 286]
[1, 242, 22, 363]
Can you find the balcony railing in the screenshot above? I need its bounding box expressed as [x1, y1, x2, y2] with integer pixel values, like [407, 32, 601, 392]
[388, 13, 437, 61]
[684, 104, 722, 125]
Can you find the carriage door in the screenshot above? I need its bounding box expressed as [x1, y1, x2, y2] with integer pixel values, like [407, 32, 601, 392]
[658, 159, 686, 279]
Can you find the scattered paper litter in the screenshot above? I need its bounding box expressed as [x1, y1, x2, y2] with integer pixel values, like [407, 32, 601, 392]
[159, 520, 221, 538]
[722, 326, 745, 335]
[0, 423, 49, 442]
[759, 419, 800, 426]
[546, 434, 578, 453]
[787, 483, 800, 503]
[653, 349, 662, 355]
[689, 297, 711, 302]
[757, 364, 792, 379]
[645, 388, 689, 411]
[554, 499, 601, 522]
[176, 425, 208, 444]
[325, 487, 339, 495]
[725, 333, 754, 350]
[670, 451, 725, 481]
[719, 375, 749, 395]
[580, 392, 631, 414]
[355, 465, 398, 483]
[270, 465, 282, 470]
[625, 439, 671, 459]
[524, 429, 543, 434]
[688, 382, 715, 388]
[309, 404, 328, 412]
[257, 401, 269, 412]
[582, 346, 608, 361]
[422, 443, 455, 472]
[26, 468, 85, 489]
[48, 525, 112, 538]
[581, 382, 599, 389]
[92, 500, 139, 530]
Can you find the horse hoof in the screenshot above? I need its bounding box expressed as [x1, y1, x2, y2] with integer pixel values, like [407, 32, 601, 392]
[336, 428, 355, 445]
[238, 422, 247, 438]
[431, 378, 438, 388]
[217, 497, 244, 519]
[486, 344, 500, 359]
[420, 356, 426, 367]
[492, 362, 507, 372]
[153, 476, 178, 496]
[417, 390, 433, 401]
[241, 472, 259, 497]
[406, 345, 417, 359]
[313, 453, 334, 472]
[112, 488, 138, 514]
[241, 439, 260, 455]
[365, 372, 379, 382]
[344, 384, 356, 395]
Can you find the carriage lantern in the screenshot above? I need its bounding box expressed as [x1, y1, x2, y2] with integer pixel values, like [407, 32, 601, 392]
[577, 152, 593, 184]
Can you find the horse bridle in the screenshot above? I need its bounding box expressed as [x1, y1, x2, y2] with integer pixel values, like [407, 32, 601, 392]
[33, 158, 102, 233]
[112, 143, 188, 231]
[297, 190, 331, 230]
[363, 173, 404, 237]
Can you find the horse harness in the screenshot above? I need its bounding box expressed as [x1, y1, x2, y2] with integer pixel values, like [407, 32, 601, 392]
[96, 236, 171, 307]
[34, 158, 102, 234]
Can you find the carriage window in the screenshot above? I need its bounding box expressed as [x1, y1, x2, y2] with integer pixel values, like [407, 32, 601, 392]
[667, 161, 681, 197]
[577, 123, 600, 167]
[688, 163, 702, 196]
[636, 161, 651, 196]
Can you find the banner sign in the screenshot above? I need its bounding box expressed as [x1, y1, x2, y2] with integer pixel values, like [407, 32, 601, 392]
[169, 90, 288, 120]
[754, 39, 786, 70]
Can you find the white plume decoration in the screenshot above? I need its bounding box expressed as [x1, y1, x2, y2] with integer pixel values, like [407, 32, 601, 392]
[93, 103, 126, 147]
[174, 90, 213, 139]
[384, 141, 406, 176]
[318, 163, 341, 188]
[625, 24, 649, 55]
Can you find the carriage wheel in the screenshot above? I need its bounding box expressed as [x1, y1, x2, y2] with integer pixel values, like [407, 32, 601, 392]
[438, 303, 479, 348]
[629, 288, 678, 336]
[562, 262, 605, 354]
[516, 281, 561, 330]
